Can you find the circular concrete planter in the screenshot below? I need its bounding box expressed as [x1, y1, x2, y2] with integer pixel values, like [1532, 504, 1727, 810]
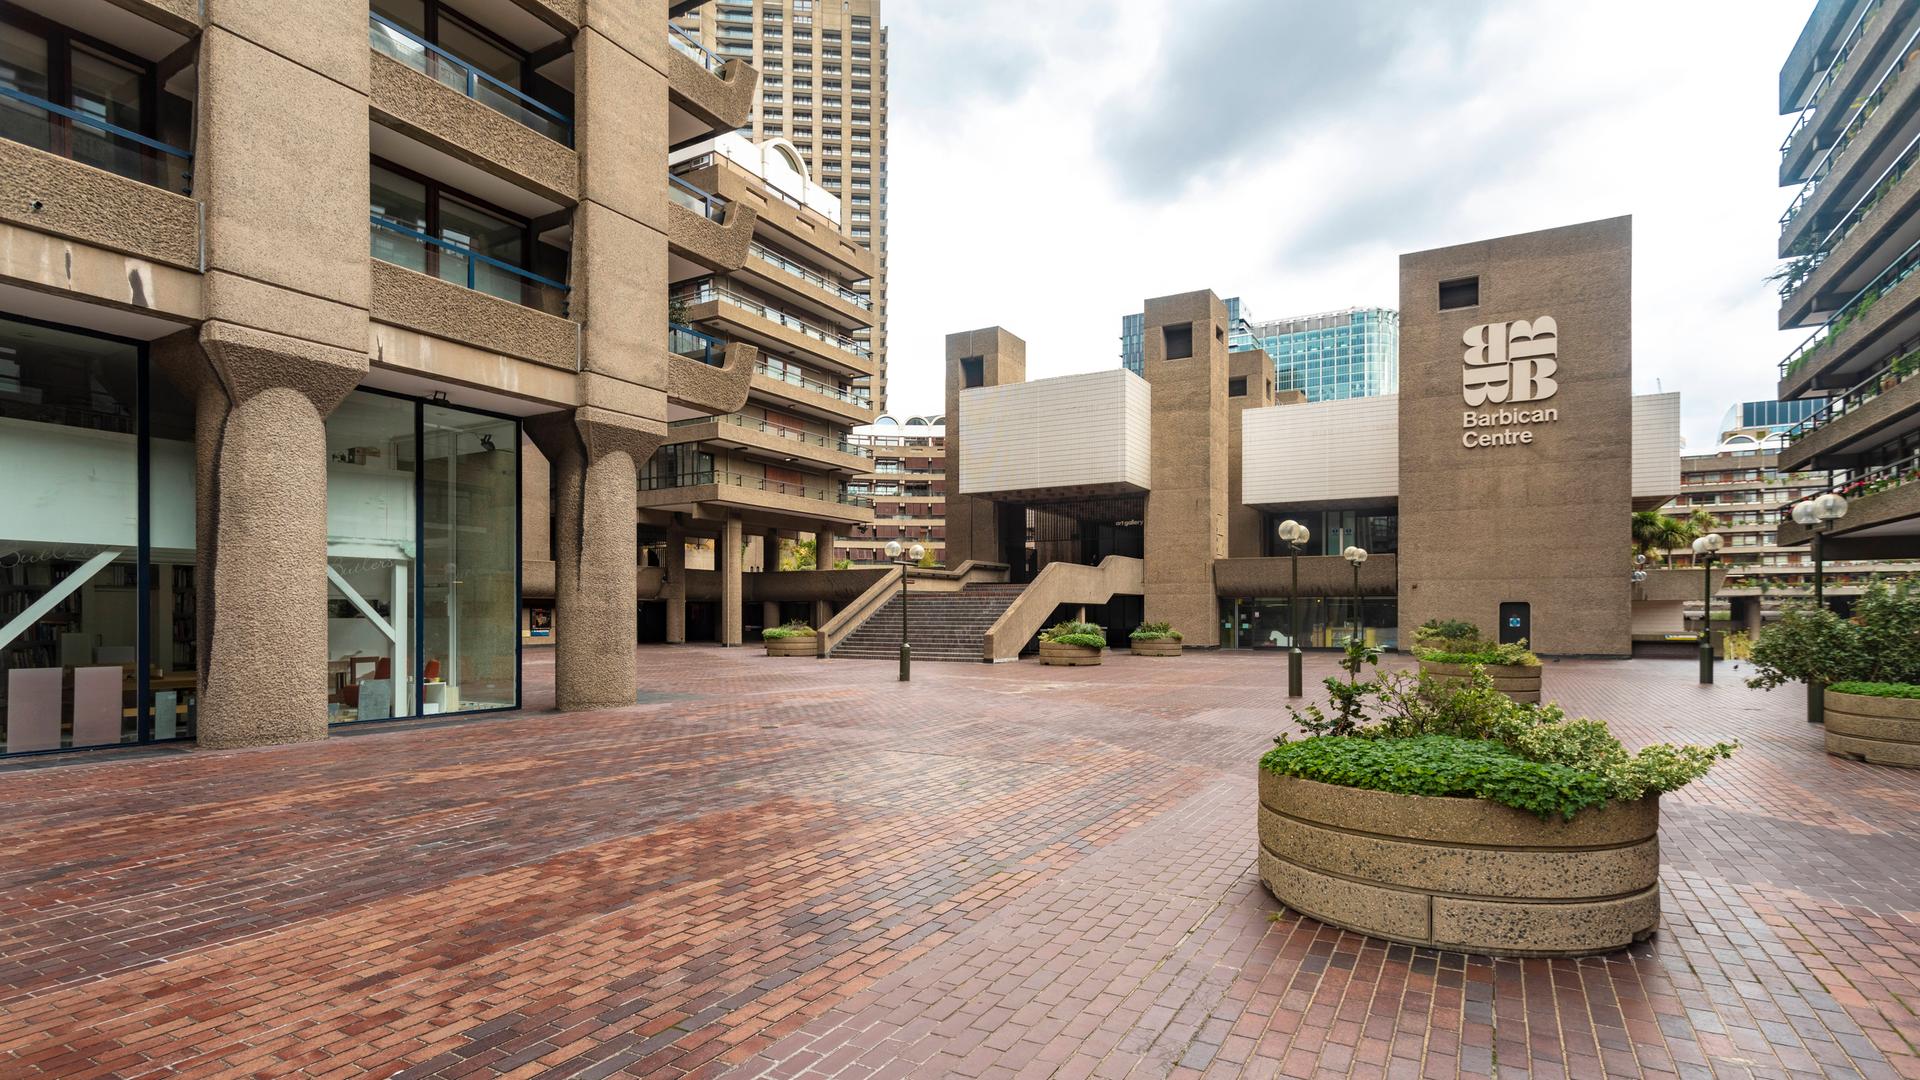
[1037, 641, 1104, 666]
[764, 636, 817, 657]
[1417, 659, 1542, 703]
[1257, 771, 1659, 957]
[1825, 689, 1920, 769]
[1130, 639, 1182, 657]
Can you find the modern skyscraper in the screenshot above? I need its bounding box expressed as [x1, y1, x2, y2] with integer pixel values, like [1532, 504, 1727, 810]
[1770, 1, 1920, 559]
[1122, 302, 1398, 402]
[674, 0, 890, 411]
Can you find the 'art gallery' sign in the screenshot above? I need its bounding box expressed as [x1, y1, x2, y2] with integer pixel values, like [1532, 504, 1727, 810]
[1461, 317, 1560, 448]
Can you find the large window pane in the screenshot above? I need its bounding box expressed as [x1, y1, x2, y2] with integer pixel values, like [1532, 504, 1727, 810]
[68, 44, 144, 180]
[148, 364, 197, 739]
[439, 196, 524, 302]
[325, 392, 418, 723]
[422, 406, 517, 714]
[0, 22, 52, 153]
[370, 165, 430, 273]
[0, 319, 139, 752]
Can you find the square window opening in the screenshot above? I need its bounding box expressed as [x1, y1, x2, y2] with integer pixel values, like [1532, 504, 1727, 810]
[1163, 323, 1193, 360]
[1438, 276, 1480, 310]
[961, 355, 984, 388]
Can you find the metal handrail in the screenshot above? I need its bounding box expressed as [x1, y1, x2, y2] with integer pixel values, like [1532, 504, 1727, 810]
[668, 24, 723, 72]
[669, 322, 726, 366]
[674, 279, 871, 359]
[1789, 124, 1920, 287]
[641, 469, 873, 505]
[370, 215, 569, 293]
[668, 411, 870, 455]
[1785, 351, 1920, 441]
[753, 360, 870, 406]
[668, 173, 729, 220]
[1780, 0, 1884, 160]
[748, 243, 871, 308]
[1781, 448, 1920, 520]
[1780, 230, 1920, 376]
[0, 85, 191, 160]
[369, 13, 572, 144]
[1781, 20, 1920, 233]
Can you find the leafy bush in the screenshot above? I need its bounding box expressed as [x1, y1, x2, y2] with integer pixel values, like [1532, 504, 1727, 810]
[1129, 621, 1183, 641]
[761, 620, 817, 640]
[1273, 666, 1735, 819]
[1747, 578, 1920, 690]
[1416, 640, 1541, 668]
[1040, 620, 1106, 649]
[1828, 680, 1920, 699]
[1414, 619, 1481, 651]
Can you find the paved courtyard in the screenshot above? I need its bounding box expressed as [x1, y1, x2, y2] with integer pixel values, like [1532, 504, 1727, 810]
[1, 648, 1918, 1080]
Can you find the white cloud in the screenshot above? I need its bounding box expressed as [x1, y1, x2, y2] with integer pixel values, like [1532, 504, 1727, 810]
[881, 0, 1812, 452]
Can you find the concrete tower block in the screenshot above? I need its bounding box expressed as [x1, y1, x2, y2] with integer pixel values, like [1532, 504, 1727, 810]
[528, 407, 666, 709]
[1141, 291, 1231, 647]
[944, 327, 1027, 569]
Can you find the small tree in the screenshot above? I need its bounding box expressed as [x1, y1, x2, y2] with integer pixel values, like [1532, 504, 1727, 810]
[1747, 579, 1920, 690]
[782, 538, 818, 571]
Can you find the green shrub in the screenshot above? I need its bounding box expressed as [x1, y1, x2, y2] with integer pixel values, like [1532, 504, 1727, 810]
[1129, 621, 1183, 641]
[1414, 619, 1481, 652]
[1414, 639, 1541, 667]
[1040, 620, 1106, 648]
[761, 620, 817, 640]
[1828, 680, 1920, 699]
[1747, 578, 1920, 690]
[1274, 666, 1735, 818]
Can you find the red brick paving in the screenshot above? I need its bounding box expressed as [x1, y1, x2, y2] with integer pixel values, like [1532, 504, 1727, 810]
[0, 648, 1917, 1078]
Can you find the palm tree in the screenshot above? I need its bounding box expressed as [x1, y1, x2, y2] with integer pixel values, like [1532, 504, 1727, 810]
[1632, 510, 1702, 567]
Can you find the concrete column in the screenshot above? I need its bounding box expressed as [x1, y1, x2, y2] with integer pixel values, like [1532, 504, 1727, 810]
[764, 526, 782, 571]
[1141, 291, 1231, 647]
[664, 527, 687, 644]
[153, 323, 366, 749]
[721, 515, 744, 645]
[762, 600, 781, 631]
[813, 600, 834, 628]
[816, 526, 839, 569]
[944, 328, 1027, 570]
[527, 407, 663, 709]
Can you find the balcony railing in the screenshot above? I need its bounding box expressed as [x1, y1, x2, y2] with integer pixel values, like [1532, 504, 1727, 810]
[370, 13, 572, 145]
[669, 412, 869, 455]
[1785, 348, 1920, 443]
[1780, 0, 1884, 162]
[748, 243, 870, 309]
[753, 360, 870, 406]
[0, 85, 191, 193]
[1780, 449, 1920, 521]
[669, 25, 724, 72]
[1776, 124, 1920, 298]
[673, 279, 870, 360]
[640, 469, 873, 506]
[668, 173, 728, 220]
[1781, 231, 1920, 377]
[371, 216, 570, 314]
[1780, 21, 1920, 236]
[669, 322, 726, 366]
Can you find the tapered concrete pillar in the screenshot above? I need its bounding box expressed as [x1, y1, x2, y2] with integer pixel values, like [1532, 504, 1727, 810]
[528, 407, 664, 709]
[721, 515, 744, 645]
[816, 526, 838, 568]
[664, 528, 687, 644]
[764, 527, 782, 571]
[154, 323, 366, 749]
[762, 601, 781, 631]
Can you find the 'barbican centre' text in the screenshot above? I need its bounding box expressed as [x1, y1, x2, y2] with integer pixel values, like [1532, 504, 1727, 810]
[1462, 407, 1559, 447]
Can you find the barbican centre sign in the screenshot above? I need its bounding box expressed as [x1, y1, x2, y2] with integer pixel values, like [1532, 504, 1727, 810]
[1461, 317, 1560, 448]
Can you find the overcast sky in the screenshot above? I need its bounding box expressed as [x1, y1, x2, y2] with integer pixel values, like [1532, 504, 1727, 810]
[878, 0, 1813, 451]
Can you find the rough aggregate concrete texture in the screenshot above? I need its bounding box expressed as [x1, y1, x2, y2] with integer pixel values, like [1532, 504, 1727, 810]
[369, 52, 579, 204]
[1825, 689, 1920, 768]
[204, 0, 371, 93]
[1258, 772, 1660, 956]
[1398, 217, 1634, 656]
[526, 408, 664, 711]
[572, 200, 669, 391]
[1143, 290, 1230, 647]
[665, 196, 757, 275]
[370, 260, 578, 370]
[0, 141, 200, 270]
[944, 327, 1027, 569]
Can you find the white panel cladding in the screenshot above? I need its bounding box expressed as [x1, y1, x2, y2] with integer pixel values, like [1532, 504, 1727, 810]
[1242, 395, 1399, 506]
[959, 370, 1151, 494]
[1631, 392, 1682, 502]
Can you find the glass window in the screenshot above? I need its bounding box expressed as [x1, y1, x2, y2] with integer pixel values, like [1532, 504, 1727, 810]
[148, 363, 197, 741]
[439, 195, 526, 303]
[0, 319, 140, 752]
[325, 393, 419, 723]
[439, 10, 522, 89]
[371, 164, 430, 272]
[421, 407, 517, 714]
[0, 20, 53, 153]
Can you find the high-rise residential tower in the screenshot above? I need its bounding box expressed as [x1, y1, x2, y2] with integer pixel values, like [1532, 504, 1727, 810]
[1770, 0, 1920, 559]
[673, 0, 890, 411]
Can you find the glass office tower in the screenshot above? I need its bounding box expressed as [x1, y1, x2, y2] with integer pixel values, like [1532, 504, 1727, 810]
[1247, 307, 1399, 402]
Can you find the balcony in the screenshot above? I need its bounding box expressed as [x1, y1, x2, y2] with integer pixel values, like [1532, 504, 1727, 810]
[1777, 448, 1920, 556]
[741, 242, 875, 327]
[674, 153, 874, 281]
[370, 14, 571, 146]
[751, 360, 872, 425]
[371, 215, 568, 314]
[637, 469, 875, 526]
[667, 412, 871, 473]
[1779, 21, 1920, 259]
[1776, 124, 1920, 326]
[667, 324, 754, 415]
[1779, 232, 1920, 396]
[1782, 350, 1920, 470]
[674, 278, 873, 376]
[667, 174, 755, 276]
[667, 25, 757, 140]
[1780, 0, 1892, 181]
[0, 85, 192, 194]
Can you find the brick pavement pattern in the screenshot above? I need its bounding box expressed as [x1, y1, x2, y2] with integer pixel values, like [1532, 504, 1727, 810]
[0, 649, 1917, 1079]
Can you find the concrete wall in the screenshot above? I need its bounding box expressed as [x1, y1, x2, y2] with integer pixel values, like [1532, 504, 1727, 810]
[1242, 395, 1400, 509]
[944, 327, 1027, 567]
[1141, 290, 1230, 647]
[957, 369, 1150, 495]
[1397, 217, 1634, 656]
[1631, 392, 1683, 506]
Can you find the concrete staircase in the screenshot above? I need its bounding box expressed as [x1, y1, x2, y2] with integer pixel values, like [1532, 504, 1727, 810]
[831, 583, 1029, 662]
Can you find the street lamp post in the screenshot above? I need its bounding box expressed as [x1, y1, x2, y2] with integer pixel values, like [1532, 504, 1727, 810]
[1343, 546, 1369, 685]
[1791, 492, 1850, 723]
[1277, 520, 1310, 697]
[884, 539, 925, 682]
[1689, 532, 1724, 685]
